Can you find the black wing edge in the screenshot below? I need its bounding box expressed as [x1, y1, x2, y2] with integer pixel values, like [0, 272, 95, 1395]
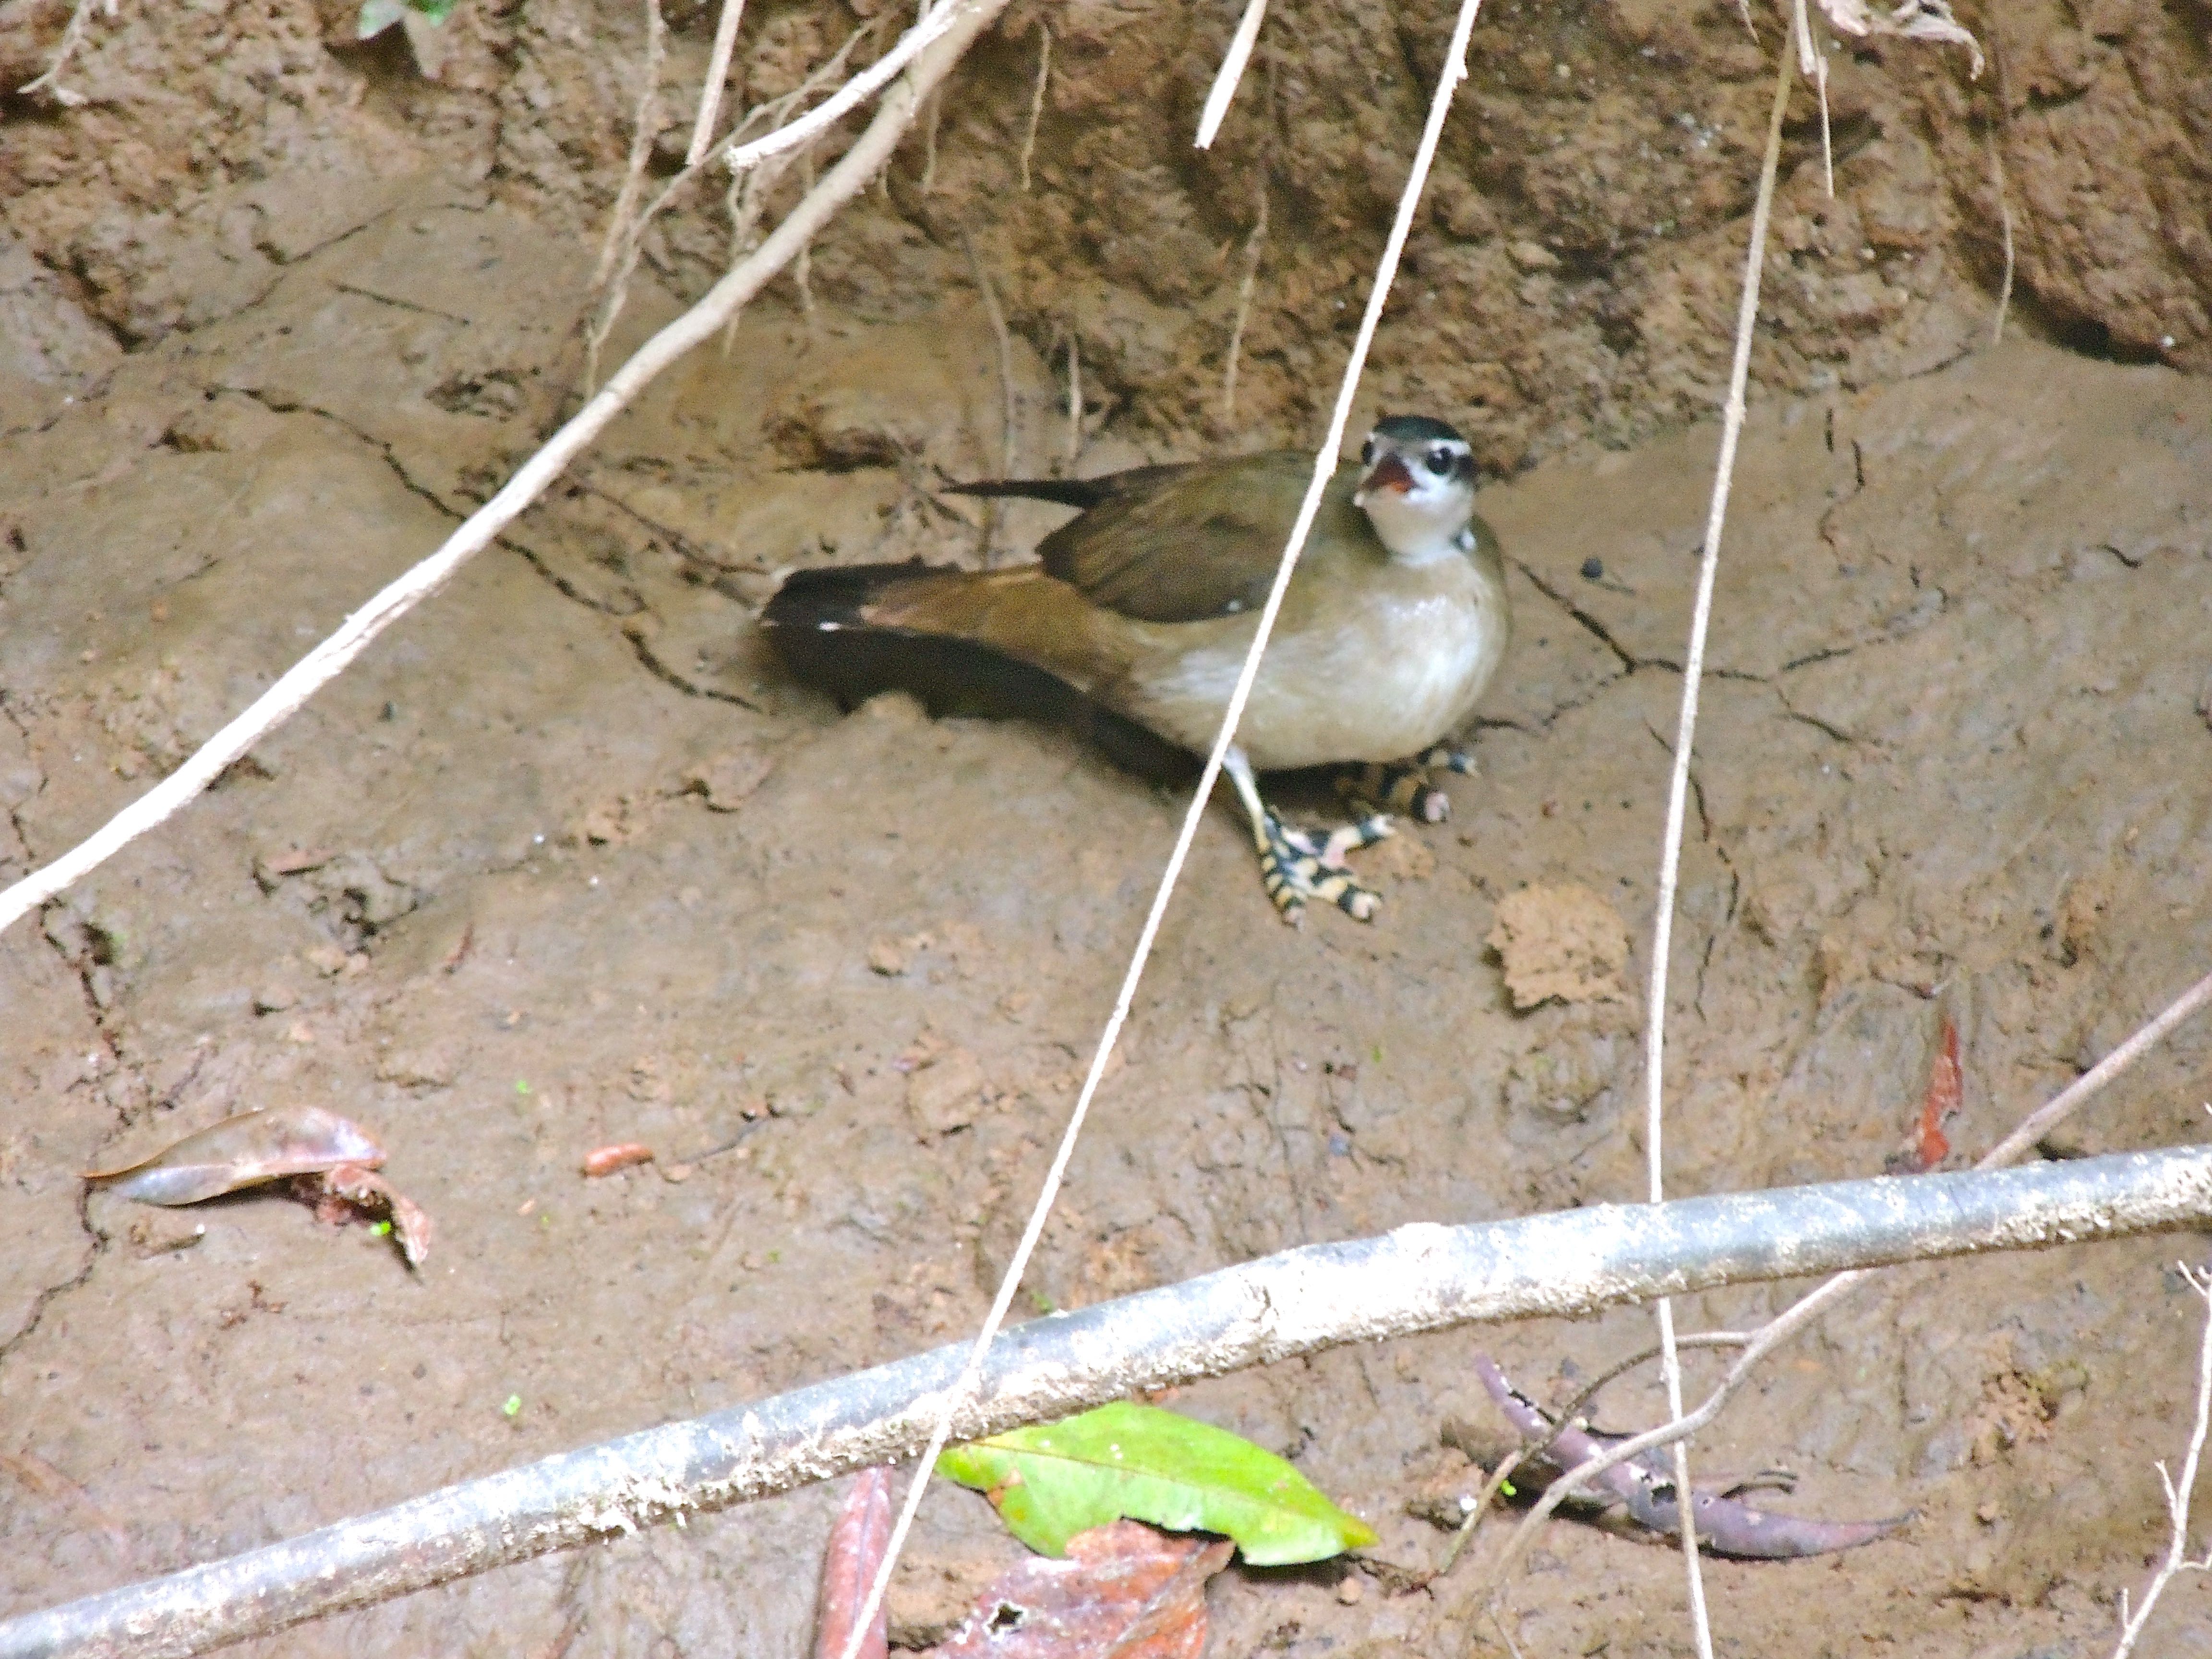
[758, 562, 1196, 783]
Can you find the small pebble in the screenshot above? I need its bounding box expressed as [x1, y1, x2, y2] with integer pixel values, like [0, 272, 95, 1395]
[1579, 556, 1605, 580]
[1337, 1576, 1365, 1606]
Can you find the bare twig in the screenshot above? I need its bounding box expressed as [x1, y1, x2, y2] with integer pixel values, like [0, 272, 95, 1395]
[592, 0, 668, 294]
[725, 0, 970, 175]
[1791, 0, 1834, 195]
[1985, 968, 2212, 1168]
[684, 0, 747, 167]
[920, 85, 942, 193]
[1632, 36, 1794, 1659]
[794, 148, 821, 335]
[17, 0, 116, 106]
[1479, 966, 2212, 1602]
[840, 2, 1492, 1654]
[9, 1149, 2209, 1659]
[2112, 1264, 2212, 1659]
[1018, 22, 1050, 191]
[586, 0, 668, 392]
[1987, 127, 2015, 347]
[961, 229, 1019, 562]
[0, 0, 1015, 944]
[1221, 184, 1269, 422]
[1065, 328, 1083, 469]
[1194, 0, 1268, 149]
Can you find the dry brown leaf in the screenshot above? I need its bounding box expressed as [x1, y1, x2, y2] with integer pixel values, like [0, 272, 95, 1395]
[84, 1106, 385, 1206]
[319, 1163, 435, 1267]
[921, 1522, 1231, 1659]
[815, 1467, 893, 1659]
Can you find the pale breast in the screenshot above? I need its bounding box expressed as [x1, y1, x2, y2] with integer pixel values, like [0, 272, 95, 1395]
[1121, 560, 1510, 770]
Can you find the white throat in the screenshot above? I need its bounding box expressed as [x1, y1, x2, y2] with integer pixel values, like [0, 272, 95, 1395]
[1358, 487, 1475, 565]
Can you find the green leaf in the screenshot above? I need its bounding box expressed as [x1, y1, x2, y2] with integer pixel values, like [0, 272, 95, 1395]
[941, 1401, 1377, 1565]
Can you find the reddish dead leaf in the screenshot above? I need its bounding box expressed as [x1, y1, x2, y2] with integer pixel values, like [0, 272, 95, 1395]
[581, 1142, 655, 1178]
[922, 1522, 1231, 1659]
[815, 1466, 893, 1659]
[1908, 1018, 1962, 1173]
[317, 1163, 435, 1268]
[84, 1106, 385, 1206]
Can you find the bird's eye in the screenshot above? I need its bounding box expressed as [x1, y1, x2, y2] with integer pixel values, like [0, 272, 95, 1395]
[1359, 439, 1375, 466]
[1427, 447, 1454, 474]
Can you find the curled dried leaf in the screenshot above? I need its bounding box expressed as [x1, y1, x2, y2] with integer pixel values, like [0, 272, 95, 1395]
[84, 1106, 385, 1206]
[1815, 0, 1983, 74]
[320, 1163, 435, 1268]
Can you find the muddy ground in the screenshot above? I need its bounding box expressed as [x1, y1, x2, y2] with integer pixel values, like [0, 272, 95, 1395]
[7, 1, 2212, 1656]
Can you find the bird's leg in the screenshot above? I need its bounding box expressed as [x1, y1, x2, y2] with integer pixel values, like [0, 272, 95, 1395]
[1337, 745, 1477, 825]
[1224, 747, 1391, 925]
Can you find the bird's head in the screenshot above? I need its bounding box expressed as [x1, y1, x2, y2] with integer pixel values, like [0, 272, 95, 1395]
[1352, 415, 1478, 563]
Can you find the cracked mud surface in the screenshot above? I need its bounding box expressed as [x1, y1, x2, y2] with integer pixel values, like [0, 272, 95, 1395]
[3, 168, 2212, 1658]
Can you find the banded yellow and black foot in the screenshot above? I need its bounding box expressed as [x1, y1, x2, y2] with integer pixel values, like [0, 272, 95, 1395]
[1226, 748, 1392, 925]
[1337, 745, 1479, 825]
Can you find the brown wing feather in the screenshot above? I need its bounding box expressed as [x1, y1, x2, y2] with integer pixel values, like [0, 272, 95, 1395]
[1035, 452, 1374, 624]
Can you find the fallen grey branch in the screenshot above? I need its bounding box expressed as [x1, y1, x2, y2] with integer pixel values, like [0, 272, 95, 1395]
[4, 1146, 2209, 1659]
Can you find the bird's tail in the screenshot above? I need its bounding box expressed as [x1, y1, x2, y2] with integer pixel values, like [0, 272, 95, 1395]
[758, 561, 1191, 779]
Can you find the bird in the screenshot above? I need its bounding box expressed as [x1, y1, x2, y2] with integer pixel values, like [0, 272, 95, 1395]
[759, 415, 1510, 924]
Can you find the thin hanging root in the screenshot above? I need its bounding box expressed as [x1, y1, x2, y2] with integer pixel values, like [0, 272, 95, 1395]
[592, 0, 666, 294]
[586, 0, 668, 393]
[1194, 0, 1268, 148]
[1065, 328, 1083, 468]
[1988, 127, 2014, 346]
[684, 0, 747, 167]
[1221, 185, 1269, 421]
[1018, 23, 1050, 191]
[16, 0, 112, 106]
[794, 150, 820, 335]
[921, 84, 942, 193]
[962, 229, 1019, 562]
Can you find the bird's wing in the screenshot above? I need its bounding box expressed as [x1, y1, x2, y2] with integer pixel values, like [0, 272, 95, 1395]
[1035, 453, 1370, 624]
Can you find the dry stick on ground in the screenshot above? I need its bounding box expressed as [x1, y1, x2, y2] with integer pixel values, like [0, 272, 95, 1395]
[1017, 21, 1050, 191]
[960, 229, 1019, 563]
[685, 0, 747, 166]
[1629, 40, 1794, 1659]
[834, 4, 1492, 1655]
[9, 1152, 2209, 1659]
[0, 0, 1015, 945]
[1471, 962, 2212, 1607]
[1221, 183, 1269, 422]
[589, 0, 668, 301]
[16, 0, 113, 104]
[2111, 1262, 2212, 1659]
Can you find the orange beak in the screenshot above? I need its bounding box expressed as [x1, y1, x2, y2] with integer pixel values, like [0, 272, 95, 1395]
[1359, 453, 1415, 496]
